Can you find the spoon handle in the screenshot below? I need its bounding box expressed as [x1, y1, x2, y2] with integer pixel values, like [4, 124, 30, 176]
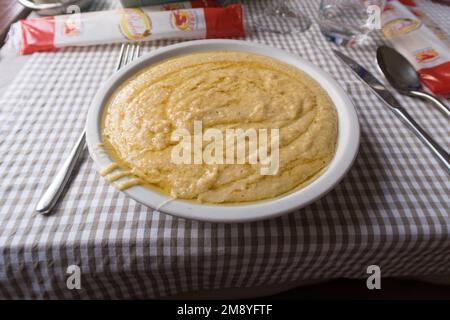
[410, 90, 450, 118]
[393, 107, 450, 173]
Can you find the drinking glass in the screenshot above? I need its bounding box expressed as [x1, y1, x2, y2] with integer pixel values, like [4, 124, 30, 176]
[253, 0, 312, 34]
[318, 0, 386, 47]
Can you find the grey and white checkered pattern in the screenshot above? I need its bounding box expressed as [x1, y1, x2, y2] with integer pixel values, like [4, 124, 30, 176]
[0, 0, 449, 299]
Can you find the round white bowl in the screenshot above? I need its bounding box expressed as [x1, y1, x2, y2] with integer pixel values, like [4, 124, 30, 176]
[86, 39, 359, 223]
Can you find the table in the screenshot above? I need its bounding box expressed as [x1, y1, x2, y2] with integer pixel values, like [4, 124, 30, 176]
[0, 0, 449, 299]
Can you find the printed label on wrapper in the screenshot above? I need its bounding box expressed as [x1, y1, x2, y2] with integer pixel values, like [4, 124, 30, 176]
[16, 2, 244, 55]
[382, 0, 450, 95]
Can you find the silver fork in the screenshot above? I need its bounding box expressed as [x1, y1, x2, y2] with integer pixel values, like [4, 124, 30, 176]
[36, 43, 141, 215]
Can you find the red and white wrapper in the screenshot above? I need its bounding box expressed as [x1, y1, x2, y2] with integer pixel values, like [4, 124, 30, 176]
[10, 2, 245, 55]
[382, 0, 450, 95]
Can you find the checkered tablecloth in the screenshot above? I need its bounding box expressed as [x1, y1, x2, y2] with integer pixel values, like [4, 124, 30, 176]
[0, 0, 449, 299]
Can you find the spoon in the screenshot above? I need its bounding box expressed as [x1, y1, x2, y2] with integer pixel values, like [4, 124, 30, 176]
[376, 45, 450, 118]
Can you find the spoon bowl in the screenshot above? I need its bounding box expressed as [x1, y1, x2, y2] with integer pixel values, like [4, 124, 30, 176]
[377, 45, 450, 117]
[377, 45, 420, 93]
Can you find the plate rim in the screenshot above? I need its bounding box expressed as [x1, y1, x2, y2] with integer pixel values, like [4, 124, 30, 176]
[86, 39, 360, 223]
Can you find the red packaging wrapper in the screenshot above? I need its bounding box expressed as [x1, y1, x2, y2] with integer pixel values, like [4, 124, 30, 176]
[11, 2, 245, 55]
[382, 0, 450, 95]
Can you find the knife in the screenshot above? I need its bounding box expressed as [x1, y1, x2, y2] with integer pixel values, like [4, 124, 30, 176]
[333, 50, 450, 173]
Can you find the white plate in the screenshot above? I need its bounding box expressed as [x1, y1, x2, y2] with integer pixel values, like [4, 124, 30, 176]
[86, 39, 360, 223]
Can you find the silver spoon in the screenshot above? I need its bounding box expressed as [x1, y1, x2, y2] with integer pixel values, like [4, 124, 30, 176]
[376, 45, 450, 118]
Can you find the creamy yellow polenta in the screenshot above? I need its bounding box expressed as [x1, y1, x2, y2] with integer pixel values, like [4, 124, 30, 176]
[102, 52, 337, 203]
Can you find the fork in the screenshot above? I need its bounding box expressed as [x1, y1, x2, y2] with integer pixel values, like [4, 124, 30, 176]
[36, 44, 141, 215]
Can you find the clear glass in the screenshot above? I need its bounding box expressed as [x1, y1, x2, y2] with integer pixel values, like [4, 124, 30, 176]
[318, 0, 386, 47]
[253, 0, 312, 34]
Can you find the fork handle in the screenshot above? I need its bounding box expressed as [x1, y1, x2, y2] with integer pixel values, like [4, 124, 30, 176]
[393, 107, 450, 173]
[36, 130, 86, 214]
